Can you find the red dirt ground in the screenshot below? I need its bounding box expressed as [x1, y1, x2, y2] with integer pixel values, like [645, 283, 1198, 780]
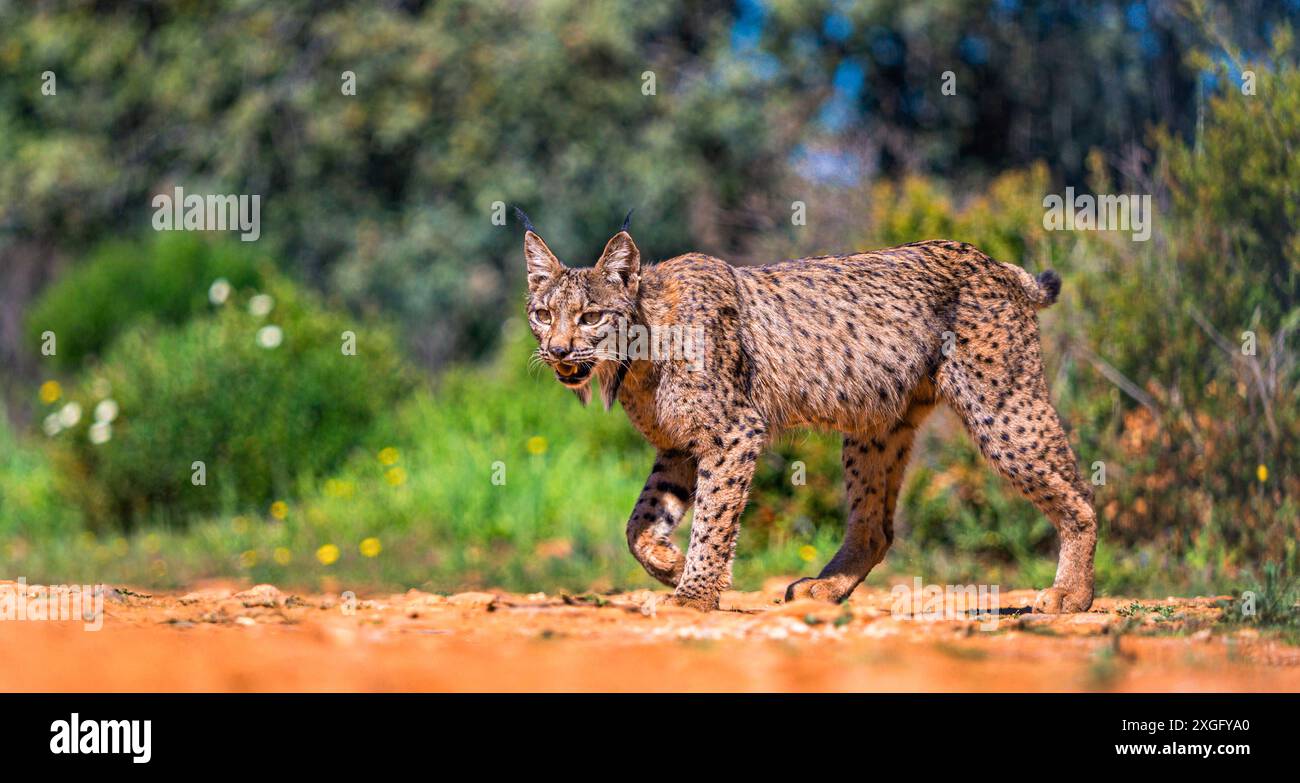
[2, 579, 1298, 692]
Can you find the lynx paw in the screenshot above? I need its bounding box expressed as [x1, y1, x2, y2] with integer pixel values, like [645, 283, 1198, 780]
[639, 544, 685, 588]
[660, 593, 718, 612]
[783, 577, 848, 604]
[1033, 586, 1093, 614]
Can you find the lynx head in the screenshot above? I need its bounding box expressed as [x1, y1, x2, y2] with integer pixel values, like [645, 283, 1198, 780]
[518, 207, 640, 408]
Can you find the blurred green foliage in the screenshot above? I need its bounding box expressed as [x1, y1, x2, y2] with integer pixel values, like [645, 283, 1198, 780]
[1, 0, 791, 367]
[26, 234, 265, 369]
[38, 268, 410, 529]
[0, 402, 83, 545]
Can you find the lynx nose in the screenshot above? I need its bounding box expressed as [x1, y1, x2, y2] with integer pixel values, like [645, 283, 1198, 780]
[548, 345, 570, 360]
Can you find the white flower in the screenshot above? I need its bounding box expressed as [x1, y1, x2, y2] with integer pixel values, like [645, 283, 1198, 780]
[43, 413, 62, 437]
[89, 421, 112, 445]
[94, 398, 119, 423]
[256, 325, 283, 349]
[209, 278, 232, 306]
[248, 293, 274, 317]
[57, 402, 82, 428]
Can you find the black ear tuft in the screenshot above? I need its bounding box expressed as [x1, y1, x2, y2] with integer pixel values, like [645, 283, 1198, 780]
[514, 206, 536, 234]
[620, 209, 634, 233]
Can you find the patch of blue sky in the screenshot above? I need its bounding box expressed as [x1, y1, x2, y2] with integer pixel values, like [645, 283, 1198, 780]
[815, 59, 866, 133]
[823, 11, 853, 43]
[732, 0, 767, 53]
[959, 35, 989, 66]
[833, 59, 866, 95]
[816, 93, 857, 134]
[1125, 1, 1148, 31]
[792, 145, 863, 188]
[737, 51, 782, 81]
[1140, 30, 1160, 59]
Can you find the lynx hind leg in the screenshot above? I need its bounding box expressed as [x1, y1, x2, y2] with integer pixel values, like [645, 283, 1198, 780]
[626, 449, 696, 587]
[937, 297, 1096, 613]
[786, 389, 936, 604]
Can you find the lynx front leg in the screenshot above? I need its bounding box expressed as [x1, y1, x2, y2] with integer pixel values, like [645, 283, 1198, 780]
[626, 449, 697, 587]
[665, 430, 765, 611]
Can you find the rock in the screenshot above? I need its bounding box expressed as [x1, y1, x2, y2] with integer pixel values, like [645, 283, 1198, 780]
[232, 584, 284, 608]
[402, 589, 447, 608]
[446, 591, 498, 609]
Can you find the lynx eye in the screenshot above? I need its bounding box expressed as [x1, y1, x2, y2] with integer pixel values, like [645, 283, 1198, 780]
[579, 310, 605, 326]
[534, 308, 552, 325]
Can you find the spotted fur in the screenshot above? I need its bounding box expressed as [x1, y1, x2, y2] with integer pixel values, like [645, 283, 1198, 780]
[521, 214, 1096, 613]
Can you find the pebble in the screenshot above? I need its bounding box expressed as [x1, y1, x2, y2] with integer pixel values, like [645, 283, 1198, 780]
[232, 584, 285, 607]
[446, 591, 498, 608]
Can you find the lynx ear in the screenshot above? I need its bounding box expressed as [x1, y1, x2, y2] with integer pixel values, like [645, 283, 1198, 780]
[523, 230, 564, 290]
[594, 230, 640, 288]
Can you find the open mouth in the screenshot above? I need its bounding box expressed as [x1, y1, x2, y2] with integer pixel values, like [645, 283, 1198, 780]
[553, 360, 594, 386]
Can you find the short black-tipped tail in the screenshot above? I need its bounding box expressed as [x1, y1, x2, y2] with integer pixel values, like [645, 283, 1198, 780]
[1036, 269, 1061, 306]
[1002, 263, 1062, 309]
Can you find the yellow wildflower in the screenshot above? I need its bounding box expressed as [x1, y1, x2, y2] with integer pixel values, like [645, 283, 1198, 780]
[316, 544, 340, 566]
[39, 380, 61, 404]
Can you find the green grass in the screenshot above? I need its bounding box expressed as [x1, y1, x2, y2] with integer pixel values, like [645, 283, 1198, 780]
[1216, 563, 1300, 644]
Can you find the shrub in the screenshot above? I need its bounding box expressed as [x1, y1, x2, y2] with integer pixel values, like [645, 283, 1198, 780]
[26, 233, 265, 370]
[0, 402, 83, 543]
[869, 49, 1300, 589]
[1055, 46, 1300, 575]
[42, 275, 411, 528]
